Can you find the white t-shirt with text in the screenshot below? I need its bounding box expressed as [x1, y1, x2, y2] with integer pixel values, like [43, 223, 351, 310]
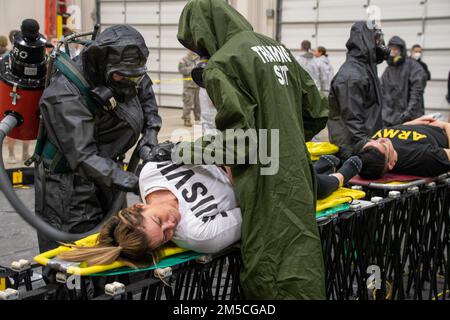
[139, 161, 241, 253]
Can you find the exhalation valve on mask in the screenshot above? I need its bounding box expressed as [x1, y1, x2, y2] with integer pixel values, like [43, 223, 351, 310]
[91, 85, 118, 111]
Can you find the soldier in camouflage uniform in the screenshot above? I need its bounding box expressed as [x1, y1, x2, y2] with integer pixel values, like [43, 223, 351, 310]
[178, 50, 201, 127]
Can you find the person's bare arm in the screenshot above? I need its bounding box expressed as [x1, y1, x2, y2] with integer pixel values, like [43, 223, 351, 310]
[427, 120, 450, 161]
[403, 115, 436, 126]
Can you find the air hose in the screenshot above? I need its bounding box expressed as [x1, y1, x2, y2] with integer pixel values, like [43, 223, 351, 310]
[0, 113, 140, 242]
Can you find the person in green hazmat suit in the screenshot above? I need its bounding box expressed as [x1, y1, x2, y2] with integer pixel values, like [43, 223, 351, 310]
[147, 0, 329, 299]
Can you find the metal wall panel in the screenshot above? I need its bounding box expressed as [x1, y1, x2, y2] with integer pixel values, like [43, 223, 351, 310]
[316, 23, 353, 49]
[99, 0, 189, 108]
[160, 49, 186, 73]
[424, 19, 450, 49]
[318, 0, 367, 22]
[125, 2, 159, 24]
[381, 21, 423, 49]
[424, 81, 449, 112]
[370, 0, 424, 20]
[281, 23, 316, 48]
[423, 50, 450, 80]
[426, 0, 450, 19]
[160, 1, 186, 24]
[100, 1, 125, 24]
[278, 0, 450, 112]
[281, 0, 317, 23]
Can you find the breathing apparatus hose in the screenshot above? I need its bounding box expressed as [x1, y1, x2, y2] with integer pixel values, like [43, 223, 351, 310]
[0, 113, 141, 242]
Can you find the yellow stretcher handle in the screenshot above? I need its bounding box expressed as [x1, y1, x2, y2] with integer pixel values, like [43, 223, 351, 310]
[316, 187, 366, 212]
[306, 142, 339, 161]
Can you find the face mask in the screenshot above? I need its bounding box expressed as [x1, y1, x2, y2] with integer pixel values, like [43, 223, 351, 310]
[412, 52, 421, 60]
[104, 67, 144, 103]
[191, 57, 209, 88]
[374, 29, 390, 64]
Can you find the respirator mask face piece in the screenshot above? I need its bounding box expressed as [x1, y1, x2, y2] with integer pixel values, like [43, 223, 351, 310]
[387, 46, 404, 66]
[91, 68, 146, 111]
[412, 52, 422, 60]
[191, 57, 209, 88]
[106, 65, 146, 103]
[374, 29, 390, 64]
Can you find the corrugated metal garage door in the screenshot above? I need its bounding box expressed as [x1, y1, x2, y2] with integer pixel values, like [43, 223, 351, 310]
[98, 0, 189, 108]
[277, 0, 450, 115]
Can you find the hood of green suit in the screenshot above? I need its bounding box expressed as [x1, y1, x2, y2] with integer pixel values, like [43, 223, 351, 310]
[177, 0, 253, 57]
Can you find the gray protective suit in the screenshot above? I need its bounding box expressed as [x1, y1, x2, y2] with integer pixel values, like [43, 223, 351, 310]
[316, 55, 334, 95]
[296, 51, 321, 89]
[381, 36, 428, 127]
[327, 22, 383, 159]
[35, 25, 161, 252]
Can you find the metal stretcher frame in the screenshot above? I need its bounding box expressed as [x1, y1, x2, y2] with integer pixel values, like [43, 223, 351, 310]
[5, 247, 244, 301]
[346, 177, 450, 300]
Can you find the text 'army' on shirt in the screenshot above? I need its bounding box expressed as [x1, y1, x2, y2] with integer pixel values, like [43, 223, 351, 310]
[156, 162, 223, 222]
[251, 45, 292, 86]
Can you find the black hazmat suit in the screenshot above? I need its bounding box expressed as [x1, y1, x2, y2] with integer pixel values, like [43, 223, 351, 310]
[327, 21, 383, 159]
[381, 36, 428, 127]
[35, 25, 161, 252]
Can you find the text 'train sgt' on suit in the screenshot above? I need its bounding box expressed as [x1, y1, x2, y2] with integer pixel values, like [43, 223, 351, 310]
[177, 0, 329, 299]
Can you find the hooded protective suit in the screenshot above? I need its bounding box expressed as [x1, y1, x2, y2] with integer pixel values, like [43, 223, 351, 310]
[296, 51, 321, 89]
[316, 55, 334, 95]
[327, 21, 383, 159]
[35, 25, 161, 252]
[177, 0, 328, 299]
[381, 36, 428, 126]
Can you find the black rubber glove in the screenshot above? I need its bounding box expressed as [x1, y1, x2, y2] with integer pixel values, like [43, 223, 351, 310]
[141, 141, 176, 163]
[137, 129, 158, 155]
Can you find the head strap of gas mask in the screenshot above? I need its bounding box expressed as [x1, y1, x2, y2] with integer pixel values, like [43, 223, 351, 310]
[191, 57, 210, 88]
[374, 28, 390, 64]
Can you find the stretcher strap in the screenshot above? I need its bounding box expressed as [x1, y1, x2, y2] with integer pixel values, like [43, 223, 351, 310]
[90, 251, 203, 277]
[316, 203, 350, 219]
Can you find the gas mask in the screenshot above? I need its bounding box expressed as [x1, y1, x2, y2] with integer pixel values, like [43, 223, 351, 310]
[374, 29, 390, 64]
[387, 47, 404, 66]
[191, 57, 209, 88]
[106, 65, 145, 102]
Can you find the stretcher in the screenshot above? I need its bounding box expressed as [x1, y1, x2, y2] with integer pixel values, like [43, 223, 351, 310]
[306, 142, 339, 161]
[16, 186, 450, 301]
[347, 172, 450, 300]
[349, 172, 450, 190]
[31, 187, 365, 277]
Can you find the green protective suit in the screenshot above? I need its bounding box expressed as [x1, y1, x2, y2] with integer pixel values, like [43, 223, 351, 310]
[177, 0, 328, 299]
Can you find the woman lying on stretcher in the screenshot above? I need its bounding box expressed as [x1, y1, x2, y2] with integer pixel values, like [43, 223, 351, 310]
[58, 157, 362, 267]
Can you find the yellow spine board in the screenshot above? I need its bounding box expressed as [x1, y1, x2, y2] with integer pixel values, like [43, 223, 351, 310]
[0, 277, 6, 291]
[306, 142, 339, 159]
[316, 187, 366, 212]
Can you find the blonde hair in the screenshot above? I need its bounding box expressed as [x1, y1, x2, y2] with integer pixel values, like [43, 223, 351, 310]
[0, 36, 8, 48]
[57, 204, 161, 268]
